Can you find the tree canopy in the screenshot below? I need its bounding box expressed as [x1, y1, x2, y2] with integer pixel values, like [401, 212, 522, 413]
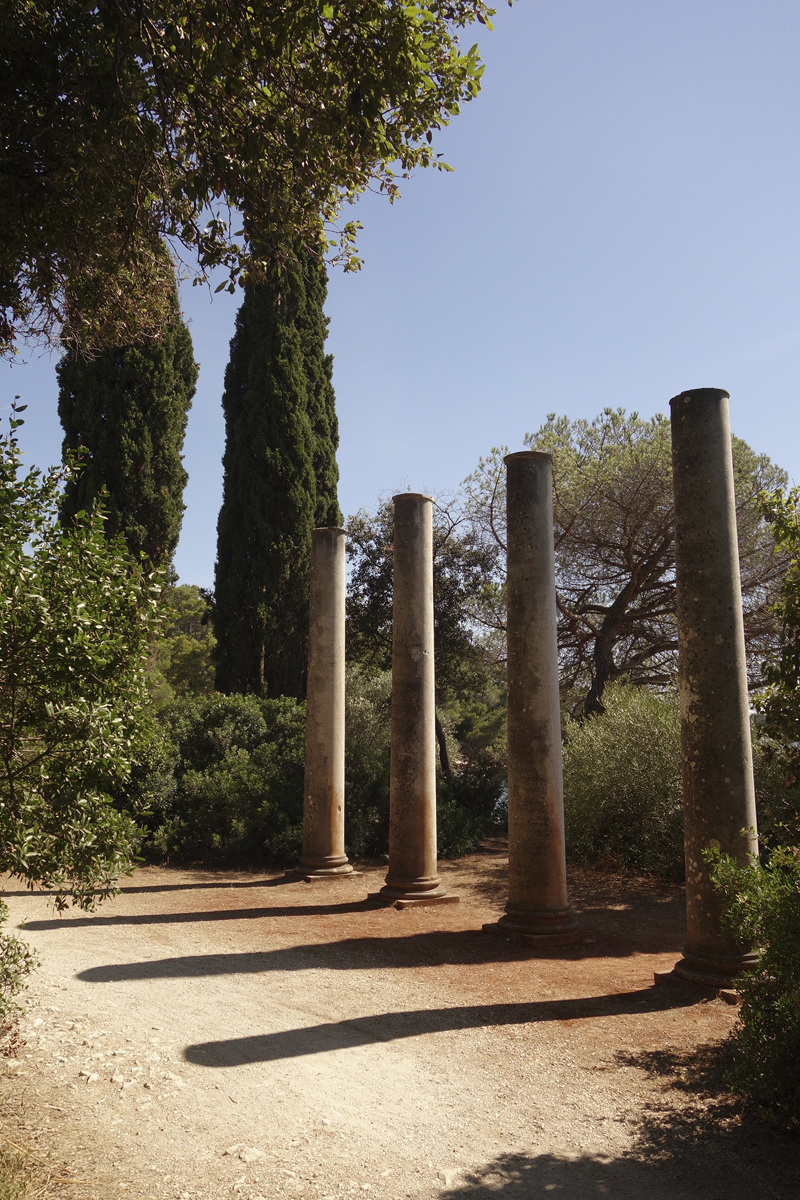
[755, 485, 800, 801]
[214, 251, 341, 699]
[57, 288, 198, 569]
[1, 0, 493, 354]
[463, 409, 788, 717]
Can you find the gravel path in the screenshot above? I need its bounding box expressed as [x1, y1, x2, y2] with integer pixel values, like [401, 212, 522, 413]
[1, 847, 798, 1199]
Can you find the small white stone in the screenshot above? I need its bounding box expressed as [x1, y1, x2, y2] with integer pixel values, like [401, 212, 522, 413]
[222, 1144, 246, 1157]
[86, 1072, 99, 1084]
[239, 1148, 266, 1164]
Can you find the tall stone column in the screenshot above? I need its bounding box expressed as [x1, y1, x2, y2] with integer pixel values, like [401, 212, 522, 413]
[665, 388, 758, 988]
[497, 452, 578, 945]
[381, 494, 454, 906]
[294, 527, 353, 880]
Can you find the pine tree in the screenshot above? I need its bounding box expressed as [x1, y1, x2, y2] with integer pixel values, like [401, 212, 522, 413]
[57, 293, 198, 570]
[214, 251, 341, 699]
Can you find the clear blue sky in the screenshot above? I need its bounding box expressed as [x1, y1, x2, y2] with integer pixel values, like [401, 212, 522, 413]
[3, 0, 800, 587]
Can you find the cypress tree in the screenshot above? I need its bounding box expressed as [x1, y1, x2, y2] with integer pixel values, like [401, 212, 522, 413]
[57, 292, 198, 570]
[214, 251, 341, 699]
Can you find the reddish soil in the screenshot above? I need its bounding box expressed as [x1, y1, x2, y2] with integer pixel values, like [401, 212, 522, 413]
[1, 842, 798, 1200]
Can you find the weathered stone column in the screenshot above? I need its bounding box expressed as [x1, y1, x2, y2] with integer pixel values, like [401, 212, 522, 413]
[666, 388, 758, 988]
[381, 494, 454, 906]
[294, 527, 353, 880]
[497, 452, 578, 945]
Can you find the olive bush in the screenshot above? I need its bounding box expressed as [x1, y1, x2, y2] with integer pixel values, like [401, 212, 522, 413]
[710, 845, 800, 1126]
[562, 684, 685, 876]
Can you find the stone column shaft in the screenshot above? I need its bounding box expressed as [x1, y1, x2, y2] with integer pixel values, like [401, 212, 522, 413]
[497, 452, 578, 945]
[296, 527, 352, 879]
[669, 388, 758, 987]
[381, 494, 450, 905]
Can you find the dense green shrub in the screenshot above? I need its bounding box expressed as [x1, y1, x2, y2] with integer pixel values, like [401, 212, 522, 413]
[138, 693, 306, 864]
[134, 666, 505, 865]
[437, 749, 507, 858]
[562, 684, 797, 877]
[562, 684, 685, 876]
[709, 845, 800, 1126]
[0, 416, 161, 911]
[342, 667, 392, 859]
[0, 902, 37, 1023]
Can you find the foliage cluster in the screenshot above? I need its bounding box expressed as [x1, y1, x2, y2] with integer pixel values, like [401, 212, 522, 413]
[0, 900, 38, 1023]
[131, 666, 505, 864]
[0, 418, 161, 911]
[755, 485, 800, 813]
[709, 846, 800, 1126]
[214, 252, 340, 699]
[562, 684, 684, 876]
[139, 692, 306, 863]
[2, 0, 493, 353]
[463, 409, 787, 717]
[561, 683, 795, 878]
[57, 290, 198, 570]
[149, 584, 216, 704]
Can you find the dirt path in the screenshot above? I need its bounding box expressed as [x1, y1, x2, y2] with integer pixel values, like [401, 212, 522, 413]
[2, 845, 798, 1200]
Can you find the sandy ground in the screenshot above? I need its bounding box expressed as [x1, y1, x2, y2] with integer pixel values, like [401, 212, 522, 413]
[1, 843, 799, 1200]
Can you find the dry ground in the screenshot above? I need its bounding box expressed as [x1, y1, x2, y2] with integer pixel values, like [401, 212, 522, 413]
[1, 842, 799, 1200]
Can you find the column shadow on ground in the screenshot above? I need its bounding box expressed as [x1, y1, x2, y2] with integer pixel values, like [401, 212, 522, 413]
[0, 875, 301, 898]
[180, 989, 697, 1067]
[23, 895, 385, 929]
[71, 920, 681, 974]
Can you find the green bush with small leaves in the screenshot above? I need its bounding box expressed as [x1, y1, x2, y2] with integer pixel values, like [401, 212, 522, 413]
[0, 415, 161, 911]
[138, 693, 306, 864]
[562, 684, 685, 876]
[562, 684, 795, 877]
[709, 845, 800, 1125]
[0, 901, 37, 1024]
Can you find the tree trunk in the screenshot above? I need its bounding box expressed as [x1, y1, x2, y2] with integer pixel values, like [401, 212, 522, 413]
[434, 712, 452, 778]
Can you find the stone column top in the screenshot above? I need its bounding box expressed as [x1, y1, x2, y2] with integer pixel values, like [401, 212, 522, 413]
[313, 526, 347, 534]
[669, 387, 730, 406]
[393, 492, 434, 504]
[504, 450, 553, 466]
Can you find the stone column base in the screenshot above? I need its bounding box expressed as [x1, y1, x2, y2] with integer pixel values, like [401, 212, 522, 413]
[378, 879, 455, 907]
[287, 858, 355, 881]
[493, 905, 579, 947]
[655, 947, 758, 992]
[373, 891, 459, 910]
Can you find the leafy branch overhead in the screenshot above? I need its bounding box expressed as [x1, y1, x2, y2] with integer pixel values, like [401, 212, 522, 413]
[1, 0, 495, 354]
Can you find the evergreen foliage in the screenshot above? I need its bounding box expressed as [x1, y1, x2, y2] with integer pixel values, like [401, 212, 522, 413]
[0, 412, 162, 911]
[149, 584, 216, 703]
[709, 845, 800, 1127]
[214, 251, 341, 699]
[56, 295, 198, 569]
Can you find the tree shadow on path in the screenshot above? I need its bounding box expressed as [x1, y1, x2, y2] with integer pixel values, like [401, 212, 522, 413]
[437, 1044, 800, 1200]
